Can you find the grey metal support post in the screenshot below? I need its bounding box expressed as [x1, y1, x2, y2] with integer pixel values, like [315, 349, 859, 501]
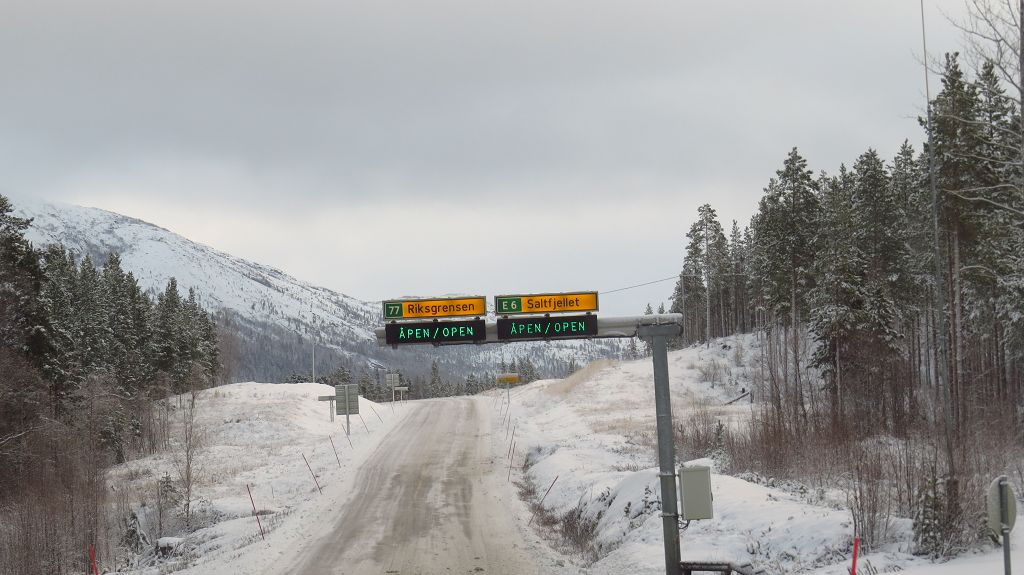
[344, 385, 351, 436]
[1001, 477, 1012, 575]
[639, 322, 683, 575]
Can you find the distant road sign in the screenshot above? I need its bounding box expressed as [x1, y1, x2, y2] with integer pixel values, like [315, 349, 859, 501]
[496, 373, 520, 384]
[494, 292, 598, 315]
[386, 372, 400, 387]
[988, 476, 1017, 538]
[385, 319, 486, 345]
[497, 314, 598, 341]
[383, 296, 487, 320]
[335, 384, 359, 415]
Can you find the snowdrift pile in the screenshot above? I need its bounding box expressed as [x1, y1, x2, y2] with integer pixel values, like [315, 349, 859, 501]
[107, 382, 410, 574]
[493, 335, 1023, 574]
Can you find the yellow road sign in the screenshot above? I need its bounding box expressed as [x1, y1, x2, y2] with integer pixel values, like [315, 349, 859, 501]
[383, 296, 487, 320]
[496, 373, 520, 384]
[494, 292, 599, 315]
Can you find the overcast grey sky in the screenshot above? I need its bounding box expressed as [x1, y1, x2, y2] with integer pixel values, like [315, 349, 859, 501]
[1, 1, 969, 315]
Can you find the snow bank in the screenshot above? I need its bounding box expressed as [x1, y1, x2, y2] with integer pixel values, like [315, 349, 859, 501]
[491, 334, 1024, 574]
[107, 382, 413, 574]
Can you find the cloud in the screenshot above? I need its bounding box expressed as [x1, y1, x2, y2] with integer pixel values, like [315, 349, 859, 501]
[0, 0, 969, 312]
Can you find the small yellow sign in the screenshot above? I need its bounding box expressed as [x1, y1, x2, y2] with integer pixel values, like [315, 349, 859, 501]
[383, 296, 487, 320]
[494, 292, 599, 315]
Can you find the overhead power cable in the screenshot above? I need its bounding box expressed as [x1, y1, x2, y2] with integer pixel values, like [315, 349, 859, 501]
[600, 275, 677, 295]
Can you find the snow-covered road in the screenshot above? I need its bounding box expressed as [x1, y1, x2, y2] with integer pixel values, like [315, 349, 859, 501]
[269, 397, 569, 575]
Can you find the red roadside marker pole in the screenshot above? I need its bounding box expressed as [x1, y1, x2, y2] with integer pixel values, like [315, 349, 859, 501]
[89, 544, 99, 575]
[851, 537, 860, 575]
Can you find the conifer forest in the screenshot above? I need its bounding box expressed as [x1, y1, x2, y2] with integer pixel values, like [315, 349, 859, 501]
[668, 46, 1024, 555]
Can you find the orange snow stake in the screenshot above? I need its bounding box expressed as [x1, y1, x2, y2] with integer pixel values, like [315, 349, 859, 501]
[246, 483, 266, 541]
[89, 544, 99, 575]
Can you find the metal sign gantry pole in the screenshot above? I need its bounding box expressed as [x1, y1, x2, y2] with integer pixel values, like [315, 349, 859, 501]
[639, 321, 682, 575]
[1001, 476, 1012, 575]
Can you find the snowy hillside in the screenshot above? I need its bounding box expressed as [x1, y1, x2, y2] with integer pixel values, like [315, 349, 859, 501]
[16, 198, 377, 340]
[13, 198, 626, 381]
[492, 335, 1024, 574]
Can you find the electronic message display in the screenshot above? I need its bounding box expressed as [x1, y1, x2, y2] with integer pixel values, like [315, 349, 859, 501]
[494, 292, 598, 315]
[496, 314, 598, 341]
[385, 319, 486, 345]
[383, 296, 486, 320]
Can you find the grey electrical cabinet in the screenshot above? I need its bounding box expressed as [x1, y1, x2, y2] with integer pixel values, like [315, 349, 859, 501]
[678, 465, 714, 520]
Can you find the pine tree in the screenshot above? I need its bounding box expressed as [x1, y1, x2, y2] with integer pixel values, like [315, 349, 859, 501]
[153, 278, 183, 387]
[429, 360, 442, 398]
[627, 337, 639, 359]
[809, 165, 865, 426]
[927, 52, 986, 437]
[728, 220, 748, 333]
[75, 255, 111, 377]
[39, 246, 79, 416]
[851, 149, 905, 348]
[357, 369, 374, 399]
[749, 148, 820, 425]
[0, 195, 46, 359]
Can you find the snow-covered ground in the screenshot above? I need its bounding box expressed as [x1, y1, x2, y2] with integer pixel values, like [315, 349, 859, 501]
[104, 344, 1023, 575]
[109, 382, 413, 574]
[491, 334, 1024, 574]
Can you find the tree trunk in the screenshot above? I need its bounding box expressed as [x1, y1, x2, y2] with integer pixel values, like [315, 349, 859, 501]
[951, 223, 965, 438]
[791, 276, 806, 425]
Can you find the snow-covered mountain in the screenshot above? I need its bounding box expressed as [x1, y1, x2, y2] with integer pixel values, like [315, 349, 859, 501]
[13, 199, 625, 381]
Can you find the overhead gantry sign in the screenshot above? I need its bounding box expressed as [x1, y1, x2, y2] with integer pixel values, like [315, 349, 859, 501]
[376, 292, 688, 575]
[380, 291, 603, 345]
[493, 291, 598, 315]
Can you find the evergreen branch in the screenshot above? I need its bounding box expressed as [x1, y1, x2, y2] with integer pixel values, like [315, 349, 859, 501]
[947, 182, 1019, 193]
[933, 111, 1022, 142]
[944, 188, 1024, 217]
[950, 150, 1023, 167]
[0, 427, 40, 450]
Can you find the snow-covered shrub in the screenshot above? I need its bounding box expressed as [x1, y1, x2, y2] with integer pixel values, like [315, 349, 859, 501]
[845, 448, 891, 552]
[675, 399, 720, 462]
[913, 469, 967, 558]
[697, 359, 724, 385]
[559, 501, 600, 563]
